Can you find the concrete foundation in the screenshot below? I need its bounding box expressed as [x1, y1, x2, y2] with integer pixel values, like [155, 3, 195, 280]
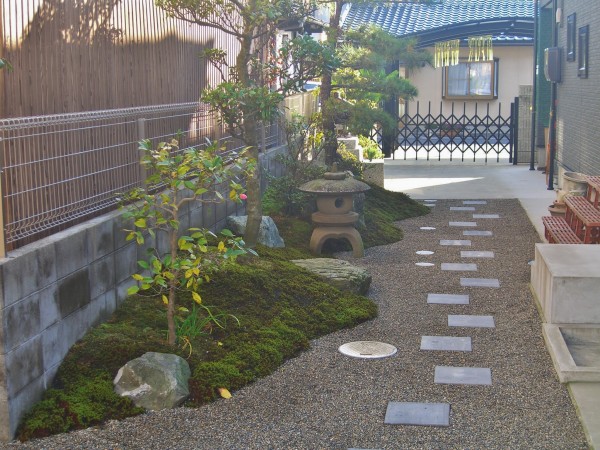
[530, 244, 600, 324]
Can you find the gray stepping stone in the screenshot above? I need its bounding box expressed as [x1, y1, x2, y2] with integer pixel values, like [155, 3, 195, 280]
[416, 250, 434, 255]
[420, 226, 436, 230]
[441, 263, 477, 271]
[421, 336, 472, 352]
[384, 402, 450, 426]
[463, 200, 487, 205]
[448, 315, 495, 328]
[461, 251, 495, 258]
[440, 239, 471, 246]
[427, 293, 469, 305]
[462, 230, 493, 236]
[424, 199, 437, 202]
[450, 206, 476, 211]
[425, 204, 436, 207]
[473, 214, 500, 219]
[434, 366, 492, 385]
[449, 221, 477, 227]
[460, 277, 500, 288]
[416, 262, 435, 267]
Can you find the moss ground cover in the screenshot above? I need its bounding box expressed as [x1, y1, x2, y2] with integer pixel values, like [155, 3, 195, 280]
[17, 186, 428, 441]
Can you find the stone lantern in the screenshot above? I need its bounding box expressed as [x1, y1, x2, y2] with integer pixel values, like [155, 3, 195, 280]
[298, 165, 370, 257]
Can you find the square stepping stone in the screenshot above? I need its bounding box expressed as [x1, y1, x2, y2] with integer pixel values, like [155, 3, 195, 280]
[473, 214, 500, 219]
[463, 200, 487, 205]
[427, 293, 469, 305]
[450, 206, 476, 211]
[440, 239, 471, 246]
[449, 221, 477, 227]
[461, 251, 495, 258]
[384, 402, 450, 426]
[462, 230, 493, 236]
[434, 366, 492, 385]
[441, 263, 477, 271]
[420, 336, 472, 352]
[460, 278, 500, 288]
[448, 315, 495, 328]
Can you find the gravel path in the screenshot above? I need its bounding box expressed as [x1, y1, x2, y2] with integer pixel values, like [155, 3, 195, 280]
[5, 199, 588, 449]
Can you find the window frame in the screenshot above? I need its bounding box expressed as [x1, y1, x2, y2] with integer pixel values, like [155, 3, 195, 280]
[566, 13, 576, 62]
[442, 58, 499, 100]
[578, 25, 589, 78]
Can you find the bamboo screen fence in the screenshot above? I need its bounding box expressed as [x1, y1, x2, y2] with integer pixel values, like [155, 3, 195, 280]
[0, 0, 239, 118]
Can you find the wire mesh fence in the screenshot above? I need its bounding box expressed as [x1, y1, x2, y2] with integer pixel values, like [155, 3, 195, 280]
[0, 99, 303, 252]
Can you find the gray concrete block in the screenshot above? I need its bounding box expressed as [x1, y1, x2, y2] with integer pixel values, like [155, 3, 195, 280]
[40, 324, 65, 374]
[2, 295, 41, 352]
[114, 243, 137, 284]
[460, 278, 500, 288]
[448, 315, 495, 328]
[88, 217, 115, 260]
[434, 366, 492, 385]
[5, 336, 43, 396]
[461, 251, 495, 258]
[463, 200, 487, 205]
[113, 213, 135, 250]
[463, 230, 493, 236]
[7, 374, 46, 441]
[117, 279, 137, 306]
[440, 240, 472, 246]
[90, 255, 116, 300]
[450, 206, 476, 211]
[35, 244, 57, 290]
[0, 248, 39, 308]
[215, 199, 228, 225]
[427, 293, 469, 305]
[56, 268, 91, 319]
[189, 204, 204, 229]
[38, 285, 60, 331]
[54, 227, 90, 279]
[473, 214, 500, 219]
[385, 402, 450, 426]
[441, 263, 478, 271]
[103, 290, 118, 318]
[421, 336, 472, 352]
[449, 221, 477, 227]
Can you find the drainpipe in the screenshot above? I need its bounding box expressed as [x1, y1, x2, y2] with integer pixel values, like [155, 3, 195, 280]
[529, 0, 538, 171]
[547, 0, 559, 190]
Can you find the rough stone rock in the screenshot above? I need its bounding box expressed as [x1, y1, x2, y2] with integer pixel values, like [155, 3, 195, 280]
[113, 352, 191, 410]
[226, 215, 285, 248]
[291, 258, 371, 295]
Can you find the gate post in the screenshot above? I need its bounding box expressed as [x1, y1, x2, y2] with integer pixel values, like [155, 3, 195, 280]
[513, 97, 519, 165]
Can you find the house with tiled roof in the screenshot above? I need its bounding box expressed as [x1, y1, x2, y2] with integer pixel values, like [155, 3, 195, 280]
[342, 0, 535, 119]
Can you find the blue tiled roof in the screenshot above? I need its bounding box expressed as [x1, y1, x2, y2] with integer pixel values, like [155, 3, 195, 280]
[342, 0, 534, 45]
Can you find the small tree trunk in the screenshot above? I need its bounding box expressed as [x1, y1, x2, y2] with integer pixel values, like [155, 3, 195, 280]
[167, 228, 178, 346]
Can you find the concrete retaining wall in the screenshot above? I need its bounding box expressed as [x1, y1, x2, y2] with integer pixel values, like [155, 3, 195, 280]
[0, 145, 286, 440]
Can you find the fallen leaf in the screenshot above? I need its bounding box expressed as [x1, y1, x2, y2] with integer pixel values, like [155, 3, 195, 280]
[217, 387, 232, 399]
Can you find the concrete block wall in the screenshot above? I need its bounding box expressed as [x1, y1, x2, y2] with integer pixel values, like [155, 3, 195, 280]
[0, 145, 285, 440]
[556, 0, 600, 175]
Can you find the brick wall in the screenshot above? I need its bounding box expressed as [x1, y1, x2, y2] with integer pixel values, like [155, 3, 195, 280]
[556, 0, 600, 175]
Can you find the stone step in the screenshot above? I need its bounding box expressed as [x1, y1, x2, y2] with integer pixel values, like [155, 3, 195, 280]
[421, 336, 472, 352]
[460, 278, 500, 288]
[434, 366, 492, 385]
[384, 402, 450, 426]
[427, 293, 469, 305]
[448, 315, 495, 328]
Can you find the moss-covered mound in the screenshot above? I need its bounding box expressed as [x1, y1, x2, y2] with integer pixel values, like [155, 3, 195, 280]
[17, 258, 376, 441]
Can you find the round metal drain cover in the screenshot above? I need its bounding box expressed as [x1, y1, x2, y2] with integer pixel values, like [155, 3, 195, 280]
[416, 262, 435, 267]
[339, 341, 397, 359]
[416, 250, 434, 255]
[420, 226, 436, 230]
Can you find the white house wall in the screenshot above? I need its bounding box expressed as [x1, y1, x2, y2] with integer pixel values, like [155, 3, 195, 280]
[406, 46, 534, 116]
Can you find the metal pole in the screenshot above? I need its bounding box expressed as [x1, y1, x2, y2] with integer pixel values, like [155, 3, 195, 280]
[529, 0, 539, 170]
[547, 0, 558, 190]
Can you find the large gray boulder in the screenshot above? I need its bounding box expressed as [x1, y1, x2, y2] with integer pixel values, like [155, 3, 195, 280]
[226, 215, 285, 248]
[291, 258, 371, 295]
[113, 352, 191, 410]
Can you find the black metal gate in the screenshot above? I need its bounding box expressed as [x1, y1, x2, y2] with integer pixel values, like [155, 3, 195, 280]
[374, 101, 518, 162]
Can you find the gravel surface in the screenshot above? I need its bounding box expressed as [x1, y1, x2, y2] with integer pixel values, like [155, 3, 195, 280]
[5, 199, 589, 449]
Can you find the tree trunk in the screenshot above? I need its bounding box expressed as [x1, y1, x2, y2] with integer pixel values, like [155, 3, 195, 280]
[321, 0, 344, 167]
[237, 33, 263, 248]
[167, 228, 178, 346]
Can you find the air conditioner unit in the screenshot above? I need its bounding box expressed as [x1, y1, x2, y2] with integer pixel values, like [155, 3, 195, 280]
[544, 47, 562, 83]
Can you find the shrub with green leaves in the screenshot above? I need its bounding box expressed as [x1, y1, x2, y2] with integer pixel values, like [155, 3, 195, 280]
[358, 135, 384, 161]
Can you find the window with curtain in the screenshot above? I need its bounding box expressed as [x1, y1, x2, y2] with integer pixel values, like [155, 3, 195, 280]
[443, 59, 498, 99]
